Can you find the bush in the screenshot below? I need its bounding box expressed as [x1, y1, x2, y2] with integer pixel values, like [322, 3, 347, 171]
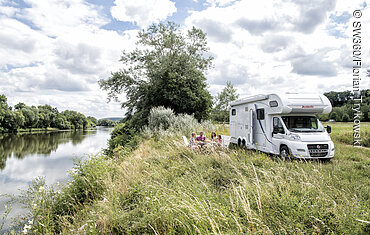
[147, 106, 176, 131]
[143, 106, 215, 138]
[106, 120, 140, 156]
[20, 155, 115, 234]
[342, 113, 350, 122]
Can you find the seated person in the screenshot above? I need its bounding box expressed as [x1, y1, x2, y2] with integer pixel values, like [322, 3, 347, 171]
[196, 131, 206, 142]
[217, 135, 223, 146]
[210, 132, 217, 142]
[189, 132, 198, 149]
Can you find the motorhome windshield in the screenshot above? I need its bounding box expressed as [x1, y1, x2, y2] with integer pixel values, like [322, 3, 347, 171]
[282, 116, 324, 132]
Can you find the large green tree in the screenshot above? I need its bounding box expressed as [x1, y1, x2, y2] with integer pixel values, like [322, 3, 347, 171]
[99, 22, 213, 128]
[212, 81, 239, 123]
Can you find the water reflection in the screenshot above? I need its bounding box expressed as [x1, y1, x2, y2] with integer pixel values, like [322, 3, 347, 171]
[0, 127, 113, 232]
[0, 130, 95, 171]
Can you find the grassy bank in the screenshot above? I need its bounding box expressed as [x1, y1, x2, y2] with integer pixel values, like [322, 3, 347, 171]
[16, 128, 60, 133]
[6, 123, 370, 234]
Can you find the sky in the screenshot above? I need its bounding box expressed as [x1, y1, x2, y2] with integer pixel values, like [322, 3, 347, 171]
[0, 0, 369, 119]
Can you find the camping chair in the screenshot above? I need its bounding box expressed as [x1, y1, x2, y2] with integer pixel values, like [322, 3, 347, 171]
[182, 136, 189, 146]
[221, 135, 231, 148]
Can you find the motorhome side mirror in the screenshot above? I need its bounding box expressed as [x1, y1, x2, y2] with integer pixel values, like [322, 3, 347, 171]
[326, 125, 331, 133]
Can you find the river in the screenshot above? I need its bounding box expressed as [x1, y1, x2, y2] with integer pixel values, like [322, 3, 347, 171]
[0, 126, 113, 232]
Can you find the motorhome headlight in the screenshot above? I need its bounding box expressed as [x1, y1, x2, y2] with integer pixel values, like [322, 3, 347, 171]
[288, 134, 301, 141]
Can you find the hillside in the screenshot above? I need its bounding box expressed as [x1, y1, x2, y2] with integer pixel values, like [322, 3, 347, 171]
[16, 122, 370, 234]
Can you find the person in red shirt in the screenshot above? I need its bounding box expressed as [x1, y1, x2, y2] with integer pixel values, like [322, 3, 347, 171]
[196, 131, 206, 142]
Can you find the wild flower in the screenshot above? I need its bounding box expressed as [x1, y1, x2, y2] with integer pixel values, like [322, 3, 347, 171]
[23, 223, 31, 234]
[38, 186, 44, 192]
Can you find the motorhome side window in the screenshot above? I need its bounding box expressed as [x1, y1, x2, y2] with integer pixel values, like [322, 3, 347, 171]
[273, 117, 284, 134]
[231, 109, 236, 116]
[269, 101, 278, 107]
[256, 109, 264, 120]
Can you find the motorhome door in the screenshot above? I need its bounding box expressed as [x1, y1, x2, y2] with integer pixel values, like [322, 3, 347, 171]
[247, 109, 253, 145]
[271, 117, 285, 154]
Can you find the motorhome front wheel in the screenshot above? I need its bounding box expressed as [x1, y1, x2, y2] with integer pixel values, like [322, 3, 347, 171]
[280, 146, 291, 160]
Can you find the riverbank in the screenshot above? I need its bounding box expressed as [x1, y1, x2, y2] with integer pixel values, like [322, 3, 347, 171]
[17, 127, 60, 133]
[9, 122, 369, 234]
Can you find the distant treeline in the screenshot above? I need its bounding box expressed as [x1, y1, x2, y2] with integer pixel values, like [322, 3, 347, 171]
[97, 118, 121, 127]
[0, 94, 97, 133]
[319, 89, 369, 122]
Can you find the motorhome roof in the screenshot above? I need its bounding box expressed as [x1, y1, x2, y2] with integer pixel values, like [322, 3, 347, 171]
[230, 93, 332, 114]
[230, 94, 269, 106]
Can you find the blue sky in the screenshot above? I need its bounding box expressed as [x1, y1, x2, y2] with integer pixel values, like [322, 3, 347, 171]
[0, 0, 369, 118]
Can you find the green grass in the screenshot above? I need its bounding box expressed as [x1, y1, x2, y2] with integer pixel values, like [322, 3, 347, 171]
[9, 123, 370, 234]
[324, 122, 369, 147]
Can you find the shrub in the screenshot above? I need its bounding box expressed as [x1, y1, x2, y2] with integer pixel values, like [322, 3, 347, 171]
[147, 106, 176, 131]
[106, 120, 140, 156]
[143, 106, 215, 138]
[342, 113, 350, 122]
[20, 155, 115, 234]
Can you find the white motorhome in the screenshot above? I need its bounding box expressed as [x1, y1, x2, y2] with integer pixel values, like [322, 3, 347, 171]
[229, 93, 334, 159]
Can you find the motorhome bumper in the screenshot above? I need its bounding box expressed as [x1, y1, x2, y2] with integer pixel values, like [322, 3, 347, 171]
[289, 142, 334, 159]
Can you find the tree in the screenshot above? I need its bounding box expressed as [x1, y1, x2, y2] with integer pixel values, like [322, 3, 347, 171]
[99, 22, 213, 128]
[27, 107, 39, 127]
[98, 119, 117, 127]
[329, 112, 338, 121]
[14, 102, 26, 110]
[86, 116, 98, 128]
[342, 113, 350, 122]
[212, 81, 239, 122]
[0, 95, 11, 132]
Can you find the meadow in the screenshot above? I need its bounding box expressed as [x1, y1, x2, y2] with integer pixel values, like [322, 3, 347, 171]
[3, 121, 369, 234]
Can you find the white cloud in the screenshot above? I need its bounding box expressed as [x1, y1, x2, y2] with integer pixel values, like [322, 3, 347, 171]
[0, 17, 51, 68]
[185, 0, 370, 96]
[0, 0, 141, 118]
[110, 0, 177, 28]
[0, 5, 19, 17]
[204, 0, 239, 7]
[54, 41, 103, 75]
[20, 0, 108, 37]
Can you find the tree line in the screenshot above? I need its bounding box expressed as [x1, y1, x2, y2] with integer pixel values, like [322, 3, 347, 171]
[319, 89, 369, 122]
[97, 118, 119, 127]
[0, 94, 97, 133]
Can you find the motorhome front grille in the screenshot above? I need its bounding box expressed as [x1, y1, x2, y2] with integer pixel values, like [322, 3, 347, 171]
[307, 144, 329, 157]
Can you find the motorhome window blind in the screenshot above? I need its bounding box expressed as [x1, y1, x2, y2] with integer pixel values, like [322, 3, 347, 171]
[257, 109, 264, 120]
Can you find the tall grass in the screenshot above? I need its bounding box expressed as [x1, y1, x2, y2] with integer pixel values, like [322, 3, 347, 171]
[325, 122, 369, 147]
[9, 118, 370, 234]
